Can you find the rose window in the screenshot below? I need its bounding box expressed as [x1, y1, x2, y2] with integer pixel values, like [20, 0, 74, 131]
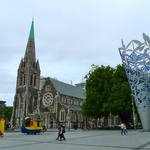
[42, 92, 53, 106]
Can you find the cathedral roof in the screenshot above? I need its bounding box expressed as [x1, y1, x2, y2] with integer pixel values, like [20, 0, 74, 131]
[40, 77, 85, 100]
[61, 103, 82, 111]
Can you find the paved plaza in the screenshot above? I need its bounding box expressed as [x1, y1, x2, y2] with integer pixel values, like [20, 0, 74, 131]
[0, 129, 150, 150]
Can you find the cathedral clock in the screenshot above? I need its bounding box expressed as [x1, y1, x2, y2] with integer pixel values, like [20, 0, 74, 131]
[42, 92, 53, 106]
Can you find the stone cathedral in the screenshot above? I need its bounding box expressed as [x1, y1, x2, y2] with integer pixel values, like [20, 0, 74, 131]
[11, 20, 85, 129]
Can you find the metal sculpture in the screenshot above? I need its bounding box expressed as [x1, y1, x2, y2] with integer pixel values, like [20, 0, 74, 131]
[119, 33, 150, 131]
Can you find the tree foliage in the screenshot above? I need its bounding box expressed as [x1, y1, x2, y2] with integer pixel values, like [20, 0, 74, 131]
[109, 64, 132, 125]
[4, 106, 13, 121]
[82, 64, 132, 126]
[82, 64, 115, 119]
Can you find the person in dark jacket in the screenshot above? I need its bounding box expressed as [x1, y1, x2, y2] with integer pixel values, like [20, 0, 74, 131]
[56, 124, 66, 141]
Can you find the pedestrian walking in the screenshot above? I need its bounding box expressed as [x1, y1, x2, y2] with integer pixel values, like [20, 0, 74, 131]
[121, 123, 128, 135]
[56, 124, 66, 141]
[123, 123, 128, 135]
[56, 124, 60, 140]
[42, 124, 46, 133]
[121, 123, 124, 135]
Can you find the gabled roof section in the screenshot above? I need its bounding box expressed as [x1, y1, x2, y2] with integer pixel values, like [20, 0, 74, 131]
[50, 78, 85, 100]
[40, 77, 85, 100]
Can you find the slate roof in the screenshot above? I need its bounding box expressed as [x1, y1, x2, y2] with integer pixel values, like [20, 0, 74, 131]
[61, 103, 82, 111]
[40, 77, 85, 100]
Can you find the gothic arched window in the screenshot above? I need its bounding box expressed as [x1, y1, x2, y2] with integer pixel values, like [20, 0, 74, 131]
[66, 98, 70, 104]
[23, 75, 26, 85]
[59, 108, 65, 122]
[72, 113, 76, 122]
[20, 74, 23, 86]
[30, 74, 33, 85]
[33, 61, 35, 68]
[34, 75, 36, 86]
[46, 85, 51, 91]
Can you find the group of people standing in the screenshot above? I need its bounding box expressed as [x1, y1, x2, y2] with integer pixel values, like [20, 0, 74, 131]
[56, 124, 66, 141]
[121, 123, 128, 135]
[42, 123, 66, 141]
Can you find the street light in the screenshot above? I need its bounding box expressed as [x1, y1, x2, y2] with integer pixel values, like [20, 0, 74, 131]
[67, 106, 71, 131]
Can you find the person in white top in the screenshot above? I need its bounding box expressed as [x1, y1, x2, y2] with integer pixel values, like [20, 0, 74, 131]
[121, 123, 124, 135]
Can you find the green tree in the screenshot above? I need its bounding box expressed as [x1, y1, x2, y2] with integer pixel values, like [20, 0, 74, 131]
[82, 64, 115, 119]
[82, 64, 133, 127]
[4, 106, 13, 121]
[103, 64, 132, 126]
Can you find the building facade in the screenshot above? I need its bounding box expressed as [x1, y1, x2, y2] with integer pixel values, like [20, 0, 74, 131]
[11, 20, 85, 129]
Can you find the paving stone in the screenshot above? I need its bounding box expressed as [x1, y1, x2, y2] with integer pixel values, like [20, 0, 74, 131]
[1, 129, 150, 150]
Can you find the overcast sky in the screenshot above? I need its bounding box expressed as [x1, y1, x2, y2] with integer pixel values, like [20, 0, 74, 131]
[1, 0, 150, 106]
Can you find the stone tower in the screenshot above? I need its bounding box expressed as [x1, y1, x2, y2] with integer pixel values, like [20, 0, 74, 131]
[11, 20, 40, 127]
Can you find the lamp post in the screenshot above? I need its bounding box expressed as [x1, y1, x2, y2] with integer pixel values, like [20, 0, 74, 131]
[67, 106, 70, 131]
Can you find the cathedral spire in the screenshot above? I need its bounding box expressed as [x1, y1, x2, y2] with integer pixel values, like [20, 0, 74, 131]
[29, 18, 34, 40]
[24, 19, 36, 62]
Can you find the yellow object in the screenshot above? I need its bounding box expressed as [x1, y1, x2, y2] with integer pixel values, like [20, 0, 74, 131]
[0, 118, 5, 136]
[24, 119, 43, 130]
